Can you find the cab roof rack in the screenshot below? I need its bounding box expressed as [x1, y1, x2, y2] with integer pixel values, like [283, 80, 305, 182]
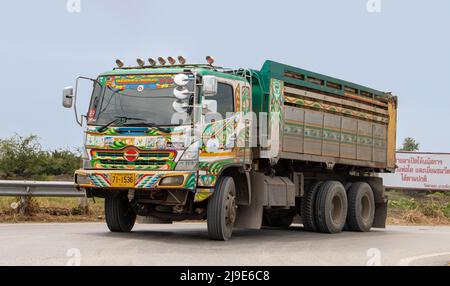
[113, 56, 222, 71]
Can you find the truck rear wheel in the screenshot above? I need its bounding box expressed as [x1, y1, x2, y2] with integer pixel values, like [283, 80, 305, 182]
[315, 181, 348, 233]
[300, 181, 322, 232]
[105, 192, 136, 232]
[207, 176, 237, 241]
[346, 182, 375, 232]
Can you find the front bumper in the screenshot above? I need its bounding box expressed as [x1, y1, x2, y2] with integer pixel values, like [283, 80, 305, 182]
[75, 169, 197, 190]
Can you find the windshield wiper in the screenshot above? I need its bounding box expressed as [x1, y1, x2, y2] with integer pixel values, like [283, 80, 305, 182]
[97, 116, 145, 132]
[122, 122, 157, 127]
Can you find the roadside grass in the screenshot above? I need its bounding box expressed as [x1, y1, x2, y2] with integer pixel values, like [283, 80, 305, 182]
[387, 190, 450, 225]
[0, 196, 104, 223]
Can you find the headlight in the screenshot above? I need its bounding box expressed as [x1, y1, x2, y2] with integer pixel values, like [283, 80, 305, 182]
[180, 150, 198, 161]
[175, 141, 199, 171]
[179, 141, 199, 160]
[159, 176, 184, 186]
[175, 161, 198, 171]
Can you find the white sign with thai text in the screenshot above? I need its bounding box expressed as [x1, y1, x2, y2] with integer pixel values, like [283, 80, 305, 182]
[379, 152, 450, 191]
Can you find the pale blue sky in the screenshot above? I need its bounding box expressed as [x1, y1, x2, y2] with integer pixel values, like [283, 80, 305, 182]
[0, 0, 449, 151]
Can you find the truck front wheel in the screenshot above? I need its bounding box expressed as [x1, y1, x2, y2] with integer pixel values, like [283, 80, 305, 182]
[315, 181, 348, 233]
[105, 192, 136, 232]
[346, 182, 375, 232]
[207, 176, 237, 241]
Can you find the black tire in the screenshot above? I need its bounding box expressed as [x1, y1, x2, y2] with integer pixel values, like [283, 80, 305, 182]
[315, 181, 348, 233]
[207, 176, 237, 241]
[346, 182, 375, 232]
[300, 181, 322, 232]
[262, 213, 294, 228]
[342, 183, 353, 231]
[105, 193, 136, 232]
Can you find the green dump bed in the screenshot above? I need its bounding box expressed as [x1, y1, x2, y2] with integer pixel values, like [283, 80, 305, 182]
[253, 61, 397, 171]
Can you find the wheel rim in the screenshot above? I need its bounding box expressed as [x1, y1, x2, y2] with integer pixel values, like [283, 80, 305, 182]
[330, 195, 343, 225]
[225, 192, 237, 227]
[360, 195, 371, 221]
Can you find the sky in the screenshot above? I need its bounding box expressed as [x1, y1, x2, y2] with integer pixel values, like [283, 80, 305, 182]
[0, 0, 449, 151]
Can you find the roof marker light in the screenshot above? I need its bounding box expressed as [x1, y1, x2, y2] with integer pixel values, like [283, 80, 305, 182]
[167, 56, 176, 65]
[177, 56, 186, 65]
[158, 57, 167, 65]
[206, 56, 215, 65]
[148, 58, 157, 66]
[136, 58, 145, 67]
[115, 59, 124, 68]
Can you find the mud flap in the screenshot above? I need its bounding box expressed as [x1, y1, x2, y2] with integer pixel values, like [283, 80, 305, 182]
[372, 200, 388, 228]
[234, 172, 265, 229]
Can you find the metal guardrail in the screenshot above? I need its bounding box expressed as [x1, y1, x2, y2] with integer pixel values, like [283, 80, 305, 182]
[0, 180, 85, 197]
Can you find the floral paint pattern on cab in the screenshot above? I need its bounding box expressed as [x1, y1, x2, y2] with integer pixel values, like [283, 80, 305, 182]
[84, 126, 192, 170]
[104, 74, 176, 91]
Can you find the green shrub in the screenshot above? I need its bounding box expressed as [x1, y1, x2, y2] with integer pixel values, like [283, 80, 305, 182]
[0, 135, 45, 178]
[430, 191, 450, 198]
[442, 203, 450, 218]
[418, 200, 444, 218]
[43, 149, 81, 176]
[0, 134, 81, 180]
[388, 198, 417, 210]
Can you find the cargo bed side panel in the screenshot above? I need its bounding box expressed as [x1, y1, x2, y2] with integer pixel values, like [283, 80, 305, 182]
[258, 60, 396, 171]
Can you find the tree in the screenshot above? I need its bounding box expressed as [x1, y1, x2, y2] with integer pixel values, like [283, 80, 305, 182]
[399, 137, 419, 151]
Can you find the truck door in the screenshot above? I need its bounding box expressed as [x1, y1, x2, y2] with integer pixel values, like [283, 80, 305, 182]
[213, 78, 252, 165]
[200, 78, 251, 160]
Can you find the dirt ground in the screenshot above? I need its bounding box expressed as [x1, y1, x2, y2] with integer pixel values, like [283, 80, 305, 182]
[386, 190, 450, 225]
[0, 197, 104, 223]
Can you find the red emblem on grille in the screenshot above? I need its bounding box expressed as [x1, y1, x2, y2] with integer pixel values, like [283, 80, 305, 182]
[124, 148, 139, 162]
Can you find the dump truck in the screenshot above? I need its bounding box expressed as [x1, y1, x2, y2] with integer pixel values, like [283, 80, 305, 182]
[63, 56, 397, 240]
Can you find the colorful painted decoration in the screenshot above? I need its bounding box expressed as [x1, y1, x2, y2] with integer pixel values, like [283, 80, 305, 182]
[105, 74, 176, 91]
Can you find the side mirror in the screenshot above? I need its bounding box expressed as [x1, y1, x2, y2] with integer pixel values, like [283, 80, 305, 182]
[202, 76, 217, 96]
[202, 99, 217, 115]
[62, 86, 74, 108]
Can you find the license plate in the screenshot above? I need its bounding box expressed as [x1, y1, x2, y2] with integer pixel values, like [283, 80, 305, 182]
[110, 173, 135, 188]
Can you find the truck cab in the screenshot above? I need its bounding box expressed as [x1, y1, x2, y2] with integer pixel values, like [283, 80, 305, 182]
[63, 57, 254, 240]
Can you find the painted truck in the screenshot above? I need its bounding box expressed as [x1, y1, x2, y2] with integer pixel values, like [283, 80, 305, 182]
[63, 57, 397, 240]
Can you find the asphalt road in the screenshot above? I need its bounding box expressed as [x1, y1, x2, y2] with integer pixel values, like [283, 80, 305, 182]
[0, 222, 449, 266]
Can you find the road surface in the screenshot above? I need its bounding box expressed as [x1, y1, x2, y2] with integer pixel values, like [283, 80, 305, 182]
[0, 222, 449, 266]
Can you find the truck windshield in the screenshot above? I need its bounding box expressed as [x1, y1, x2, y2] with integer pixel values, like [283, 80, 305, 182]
[88, 74, 194, 127]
